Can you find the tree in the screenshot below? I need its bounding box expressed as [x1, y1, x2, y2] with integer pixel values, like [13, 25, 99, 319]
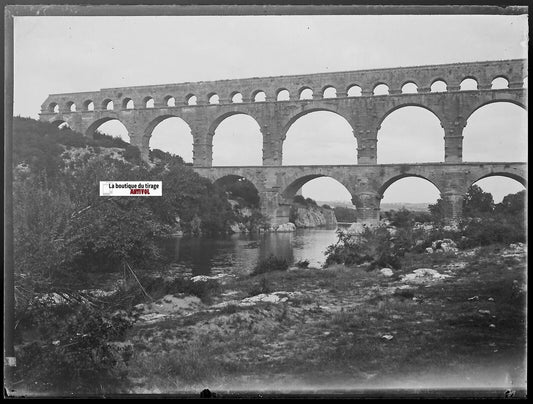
[495, 190, 525, 215]
[463, 184, 494, 217]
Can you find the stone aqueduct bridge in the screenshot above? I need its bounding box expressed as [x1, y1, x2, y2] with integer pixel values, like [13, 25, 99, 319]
[40, 59, 527, 225]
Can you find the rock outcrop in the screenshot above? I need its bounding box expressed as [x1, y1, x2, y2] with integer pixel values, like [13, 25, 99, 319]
[291, 205, 337, 228]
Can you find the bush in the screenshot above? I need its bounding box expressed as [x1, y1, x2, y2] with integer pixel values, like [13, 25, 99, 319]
[295, 259, 310, 268]
[249, 277, 272, 296]
[222, 178, 260, 208]
[292, 195, 318, 207]
[149, 148, 185, 165]
[458, 214, 526, 249]
[122, 145, 141, 164]
[15, 303, 134, 394]
[382, 208, 433, 228]
[252, 255, 289, 276]
[324, 227, 402, 270]
[92, 130, 129, 149]
[334, 206, 358, 223]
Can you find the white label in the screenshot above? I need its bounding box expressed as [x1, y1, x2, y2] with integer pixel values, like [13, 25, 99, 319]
[99, 181, 162, 196]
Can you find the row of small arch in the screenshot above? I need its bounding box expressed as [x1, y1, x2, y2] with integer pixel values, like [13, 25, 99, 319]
[48, 76, 528, 113]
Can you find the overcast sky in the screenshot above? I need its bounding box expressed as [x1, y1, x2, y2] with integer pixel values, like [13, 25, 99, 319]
[13, 12, 528, 204]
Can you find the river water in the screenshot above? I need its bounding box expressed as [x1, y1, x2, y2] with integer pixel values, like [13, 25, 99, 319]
[160, 225, 350, 276]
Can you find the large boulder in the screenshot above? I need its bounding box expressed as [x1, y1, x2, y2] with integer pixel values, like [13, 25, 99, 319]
[401, 268, 452, 283]
[346, 222, 377, 235]
[292, 205, 337, 228]
[270, 222, 296, 232]
[379, 268, 394, 277]
[431, 238, 458, 253]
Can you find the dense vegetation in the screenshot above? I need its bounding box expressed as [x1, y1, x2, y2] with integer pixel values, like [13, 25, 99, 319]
[325, 184, 526, 269]
[217, 177, 260, 208]
[334, 206, 358, 223]
[292, 194, 318, 207]
[10, 116, 247, 394]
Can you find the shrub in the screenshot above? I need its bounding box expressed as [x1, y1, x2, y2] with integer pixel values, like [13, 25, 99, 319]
[252, 255, 289, 276]
[92, 130, 129, 149]
[149, 148, 186, 165]
[122, 145, 141, 164]
[334, 206, 358, 223]
[295, 259, 310, 268]
[292, 195, 307, 205]
[223, 178, 260, 208]
[249, 276, 272, 296]
[15, 303, 134, 394]
[324, 227, 401, 270]
[458, 214, 526, 248]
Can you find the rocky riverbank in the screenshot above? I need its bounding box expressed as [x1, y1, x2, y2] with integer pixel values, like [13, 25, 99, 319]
[229, 200, 338, 234]
[120, 242, 526, 393]
[291, 205, 337, 228]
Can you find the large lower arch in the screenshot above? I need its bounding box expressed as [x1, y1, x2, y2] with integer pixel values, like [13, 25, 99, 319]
[377, 105, 444, 164]
[86, 118, 129, 143]
[468, 173, 526, 204]
[144, 115, 193, 162]
[463, 101, 527, 162]
[378, 173, 443, 201]
[378, 174, 442, 204]
[282, 110, 356, 165]
[281, 173, 353, 202]
[210, 112, 263, 166]
[213, 174, 261, 208]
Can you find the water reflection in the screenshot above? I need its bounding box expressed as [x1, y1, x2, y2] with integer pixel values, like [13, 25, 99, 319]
[159, 226, 345, 276]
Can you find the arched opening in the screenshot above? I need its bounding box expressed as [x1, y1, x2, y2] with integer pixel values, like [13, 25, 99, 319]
[431, 80, 447, 93]
[463, 102, 527, 162]
[373, 83, 389, 96]
[186, 95, 197, 106]
[322, 86, 337, 99]
[380, 176, 440, 219]
[102, 99, 114, 111]
[231, 92, 243, 103]
[401, 82, 418, 94]
[253, 91, 266, 102]
[471, 176, 525, 204]
[212, 114, 262, 166]
[377, 106, 444, 163]
[283, 110, 356, 165]
[283, 175, 353, 229]
[144, 97, 155, 108]
[88, 118, 129, 144]
[148, 116, 193, 163]
[299, 88, 313, 100]
[84, 100, 94, 111]
[290, 177, 352, 207]
[122, 98, 134, 109]
[165, 96, 176, 107]
[491, 77, 509, 90]
[347, 85, 362, 97]
[214, 175, 260, 208]
[208, 93, 219, 105]
[52, 120, 70, 130]
[66, 101, 76, 112]
[48, 102, 59, 113]
[277, 89, 290, 101]
[460, 78, 478, 91]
